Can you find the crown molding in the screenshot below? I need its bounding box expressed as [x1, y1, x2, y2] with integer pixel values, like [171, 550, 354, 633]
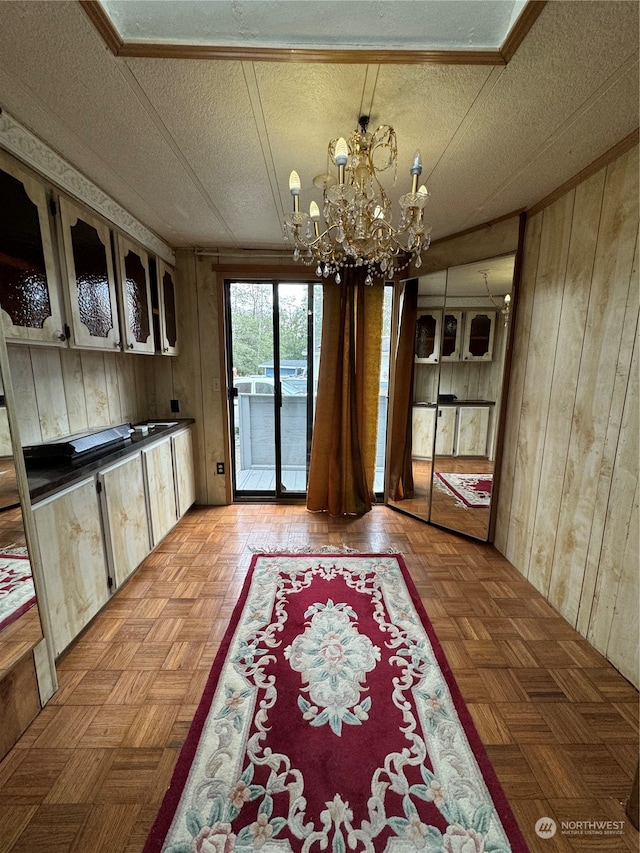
[0, 108, 175, 265]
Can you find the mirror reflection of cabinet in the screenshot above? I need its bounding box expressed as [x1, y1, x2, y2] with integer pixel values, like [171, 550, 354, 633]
[387, 249, 518, 541]
[59, 196, 121, 351]
[0, 155, 66, 346]
[441, 311, 462, 360]
[0, 328, 56, 760]
[415, 311, 441, 363]
[462, 311, 495, 361]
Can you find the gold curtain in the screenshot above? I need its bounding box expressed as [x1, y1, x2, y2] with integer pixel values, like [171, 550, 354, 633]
[307, 268, 384, 516]
[387, 278, 418, 500]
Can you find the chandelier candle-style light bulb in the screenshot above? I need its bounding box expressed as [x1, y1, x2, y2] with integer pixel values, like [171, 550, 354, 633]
[289, 170, 301, 213]
[283, 115, 432, 284]
[410, 150, 422, 193]
[309, 200, 320, 237]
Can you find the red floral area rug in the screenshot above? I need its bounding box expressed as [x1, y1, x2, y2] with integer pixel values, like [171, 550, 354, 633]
[0, 551, 35, 631]
[435, 473, 493, 508]
[144, 554, 528, 853]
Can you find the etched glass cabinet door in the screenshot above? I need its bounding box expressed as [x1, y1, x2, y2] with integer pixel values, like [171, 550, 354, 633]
[0, 156, 66, 346]
[414, 311, 441, 363]
[157, 260, 179, 356]
[440, 311, 463, 361]
[58, 196, 121, 351]
[116, 234, 154, 354]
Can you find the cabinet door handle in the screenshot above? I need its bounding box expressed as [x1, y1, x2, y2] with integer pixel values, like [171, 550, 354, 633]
[128, 343, 134, 349]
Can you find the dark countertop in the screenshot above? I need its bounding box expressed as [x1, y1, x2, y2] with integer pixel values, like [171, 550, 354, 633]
[27, 419, 195, 504]
[413, 400, 495, 408]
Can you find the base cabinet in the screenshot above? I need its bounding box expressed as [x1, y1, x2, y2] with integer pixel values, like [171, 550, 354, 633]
[435, 407, 457, 455]
[33, 477, 110, 658]
[32, 424, 195, 658]
[172, 427, 196, 518]
[143, 437, 178, 547]
[99, 453, 150, 588]
[412, 408, 436, 458]
[456, 407, 491, 456]
[412, 405, 491, 460]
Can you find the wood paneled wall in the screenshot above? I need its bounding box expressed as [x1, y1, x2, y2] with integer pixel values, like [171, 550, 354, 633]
[7, 346, 154, 446]
[160, 251, 228, 507]
[495, 144, 639, 687]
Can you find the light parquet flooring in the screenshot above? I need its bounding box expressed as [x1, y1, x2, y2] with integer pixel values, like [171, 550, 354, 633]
[0, 505, 637, 852]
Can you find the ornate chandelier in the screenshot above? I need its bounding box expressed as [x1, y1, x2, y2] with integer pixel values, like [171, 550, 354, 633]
[283, 116, 431, 285]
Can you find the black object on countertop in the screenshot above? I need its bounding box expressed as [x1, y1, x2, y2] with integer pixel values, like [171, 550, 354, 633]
[23, 423, 133, 467]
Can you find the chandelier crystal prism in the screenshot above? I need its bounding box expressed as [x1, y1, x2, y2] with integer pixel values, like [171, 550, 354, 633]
[283, 116, 432, 285]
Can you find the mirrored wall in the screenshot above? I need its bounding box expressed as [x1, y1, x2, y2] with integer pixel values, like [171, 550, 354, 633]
[387, 253, 516, 541]
[0, 357, 44, 678]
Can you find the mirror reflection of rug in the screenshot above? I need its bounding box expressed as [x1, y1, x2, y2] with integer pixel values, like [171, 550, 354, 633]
[435, 472, 493, 508]
[0, 551, 35, 631]
[143, 553, 529, 853]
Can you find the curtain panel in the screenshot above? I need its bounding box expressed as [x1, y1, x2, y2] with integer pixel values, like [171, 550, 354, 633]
[387, 278, 418, 501]
[307, 269, 384, 516]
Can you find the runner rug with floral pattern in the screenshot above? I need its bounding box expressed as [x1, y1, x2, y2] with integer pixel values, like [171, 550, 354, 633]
[435, 473, 493, 508]
[0, 551, 35, 631]
[143, 554, 528, 853]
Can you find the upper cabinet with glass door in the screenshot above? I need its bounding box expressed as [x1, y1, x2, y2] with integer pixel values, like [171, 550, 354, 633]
[462, 310, 496, 362]
[0, 155, 66, 346]
[58, 196, 121, 351]
[157, 260, 179, 356]
[414, 311, 441, 363]
[440, 311, 463, 361]
[115, 234, 154, 354]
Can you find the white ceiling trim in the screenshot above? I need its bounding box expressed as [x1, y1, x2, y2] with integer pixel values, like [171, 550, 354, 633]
[0, 108, 175, 265]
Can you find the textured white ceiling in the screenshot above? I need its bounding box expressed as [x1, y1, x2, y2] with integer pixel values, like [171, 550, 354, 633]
[419, 254, 516, 297]
[0, 1, 637, 253]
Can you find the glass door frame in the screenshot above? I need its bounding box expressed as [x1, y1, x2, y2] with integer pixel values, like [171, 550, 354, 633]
[223, 278, 318, 501]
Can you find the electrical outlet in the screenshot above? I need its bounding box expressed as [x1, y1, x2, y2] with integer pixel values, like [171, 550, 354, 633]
[216, 462, 225, 475]
[170, 399, 179, 413]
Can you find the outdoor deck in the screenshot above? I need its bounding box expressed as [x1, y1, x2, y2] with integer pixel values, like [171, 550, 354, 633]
[235, 466, 386, 494]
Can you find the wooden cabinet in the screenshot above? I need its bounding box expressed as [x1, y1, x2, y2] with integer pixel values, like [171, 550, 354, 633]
[143, 437, 178, 547]
[435, 406, 457, 455]
[98, 453, 150, 588]
[413, 405, 491, 459]
[32, 425, 194, 656]
[32, 476, 109, 658]
[0, 155, 66, 346]
[172, 427, 195, 517]
[157, 260, 179, 356]
[412, 407, 436, 458]
[456, 406, 491, 456]
[440, 311, 463, 361]
[0, 152, 180, 355]
[462, 311, 496, 362]
[58, 196, 121, 351]
[414, 311, 441, 363]
[115, 234, 154, 355]
[415, 309, 495, 363]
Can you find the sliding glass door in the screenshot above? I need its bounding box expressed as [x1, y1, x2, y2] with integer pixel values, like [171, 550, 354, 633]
[225, 280, 322, 499]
